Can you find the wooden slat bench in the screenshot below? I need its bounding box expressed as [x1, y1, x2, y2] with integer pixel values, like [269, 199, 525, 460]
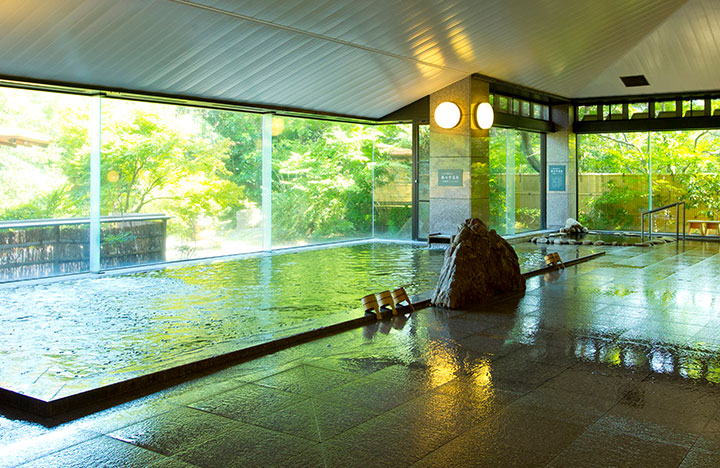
[687, 220, 720, 236]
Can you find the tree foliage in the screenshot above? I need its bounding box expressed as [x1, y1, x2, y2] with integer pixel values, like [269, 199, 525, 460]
[579, 130, 720, 229]
[0, 89, 414, 249]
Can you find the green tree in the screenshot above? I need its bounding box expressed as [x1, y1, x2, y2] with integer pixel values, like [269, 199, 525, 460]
[55, 105, 244, 240]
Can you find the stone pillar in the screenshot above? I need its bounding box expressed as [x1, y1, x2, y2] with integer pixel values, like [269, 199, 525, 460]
[546, 104, 576, 229]
[429, 77, 490, 234]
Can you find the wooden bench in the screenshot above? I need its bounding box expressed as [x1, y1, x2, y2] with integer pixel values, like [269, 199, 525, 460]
[687, 220, 720, 236]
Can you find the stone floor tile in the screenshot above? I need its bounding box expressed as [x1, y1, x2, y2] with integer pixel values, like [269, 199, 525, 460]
[589, 412, 699, 449]
[308, 355, 399, 377]
[251, 397, 378, 442]
[321, 438, 417, 468]
[172, 421, 313, 468]
[283, 442, 327, 468]
[321, 403, 477, 468]
[187, 383, 307, 424]
[607, 404, 709, 443]
[413, 406, 586, 468]
[694, 409, 720, 452]
[542, 363, 649, 403]
[154, 373, 249, 408]
[679, 446, 720, 467]
[316, 372, 428, 414]
[547, 423, 690, 468]
[253, 364, 359, 396]
[0, 411, 54, 448]
[17, 435, 185, 468]
[482, 354, 567, 393]
[503, 340, 587, 369]
[108, 406, 241, 457]
[511, 385, 615, 426]
[365, 363, 456, 392]
[456, 332, 515, 359]
[637, 376, 720, 416]
[388, 389, 494, 443]
[55, 393, 179, 436]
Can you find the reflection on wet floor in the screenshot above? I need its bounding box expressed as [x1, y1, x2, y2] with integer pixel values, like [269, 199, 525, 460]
[2, 240, 720, 466]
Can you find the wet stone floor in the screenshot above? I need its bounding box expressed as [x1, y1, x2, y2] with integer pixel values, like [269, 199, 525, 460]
[2, 240, 720, 466]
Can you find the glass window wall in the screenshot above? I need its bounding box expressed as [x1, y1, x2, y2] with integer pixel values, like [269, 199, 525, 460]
[0, 87, 91, 281]
[579, 130, 720, 235]
[651, 130, 720, 234]
[417, 125, 430, 240]
[271, 117, 373, 248]
[489, 128, 542, 235]
[372, 124, 413, 239]
[578, 133, 649, 231]
[99, 99, 263, 267]
[0, 84, 415, 281]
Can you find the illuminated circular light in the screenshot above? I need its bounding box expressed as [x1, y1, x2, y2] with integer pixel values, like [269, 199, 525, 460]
[476, 102, 494, 129]
[107, 170, 120, 183]
[434, 102, 461, 129]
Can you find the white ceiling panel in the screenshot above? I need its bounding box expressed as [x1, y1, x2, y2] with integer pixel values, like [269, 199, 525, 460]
[0, 0, 467, 117]
[577, 0, 720, 98]
[0, 0, 714, 119]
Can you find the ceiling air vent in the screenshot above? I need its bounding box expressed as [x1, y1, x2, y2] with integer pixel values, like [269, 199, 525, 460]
[620, 75, 650, 87]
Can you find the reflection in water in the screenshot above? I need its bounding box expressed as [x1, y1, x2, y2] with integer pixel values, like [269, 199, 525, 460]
[0, 239, 580, 398]
[0, 243, 447, 394]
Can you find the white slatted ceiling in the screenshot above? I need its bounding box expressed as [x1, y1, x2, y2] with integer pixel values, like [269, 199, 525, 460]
[578, 0, 720, 98]
[0, 0, 712, 119]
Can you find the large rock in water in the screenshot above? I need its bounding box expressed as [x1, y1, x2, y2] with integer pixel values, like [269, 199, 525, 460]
[432, 218, 526, 309]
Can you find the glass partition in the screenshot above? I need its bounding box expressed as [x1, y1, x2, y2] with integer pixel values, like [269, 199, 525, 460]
[271, 117, 373, 248]
[656, 101, 677, 118]
[578, 133, 649, 231]
[99, 99, 263, 267]
[417, 125, 430, 240]
[0, 87, 91, 281]
[579, 130, 720, 234]
[0, 82, 424, 282]
[651, 130, 720, 234]
[373, 124, 413, 239]
[489, 128, 542, 235]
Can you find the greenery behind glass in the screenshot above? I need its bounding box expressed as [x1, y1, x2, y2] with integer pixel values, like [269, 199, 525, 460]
[0, 87, 413, 268]
[578, 131, 720, 232]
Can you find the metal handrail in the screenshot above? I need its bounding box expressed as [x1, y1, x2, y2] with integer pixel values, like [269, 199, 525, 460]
[640, 202, 685, 242]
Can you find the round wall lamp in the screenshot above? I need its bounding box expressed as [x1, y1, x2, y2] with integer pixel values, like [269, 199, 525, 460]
[476, 102, 494, 129]
[434, 102, 461, 129]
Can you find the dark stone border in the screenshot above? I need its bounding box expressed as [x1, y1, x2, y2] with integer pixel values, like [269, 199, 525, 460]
[0, 251, 605, 419]
[521, 251, 606, 278]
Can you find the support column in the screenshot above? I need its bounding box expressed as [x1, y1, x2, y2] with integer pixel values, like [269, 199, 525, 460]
[429, 77, 490, 234]
[505, 129, 516, 235]
[262, 113, 272, 251]
[546, 104, 576, 229]
[89, 95, 101, 273]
